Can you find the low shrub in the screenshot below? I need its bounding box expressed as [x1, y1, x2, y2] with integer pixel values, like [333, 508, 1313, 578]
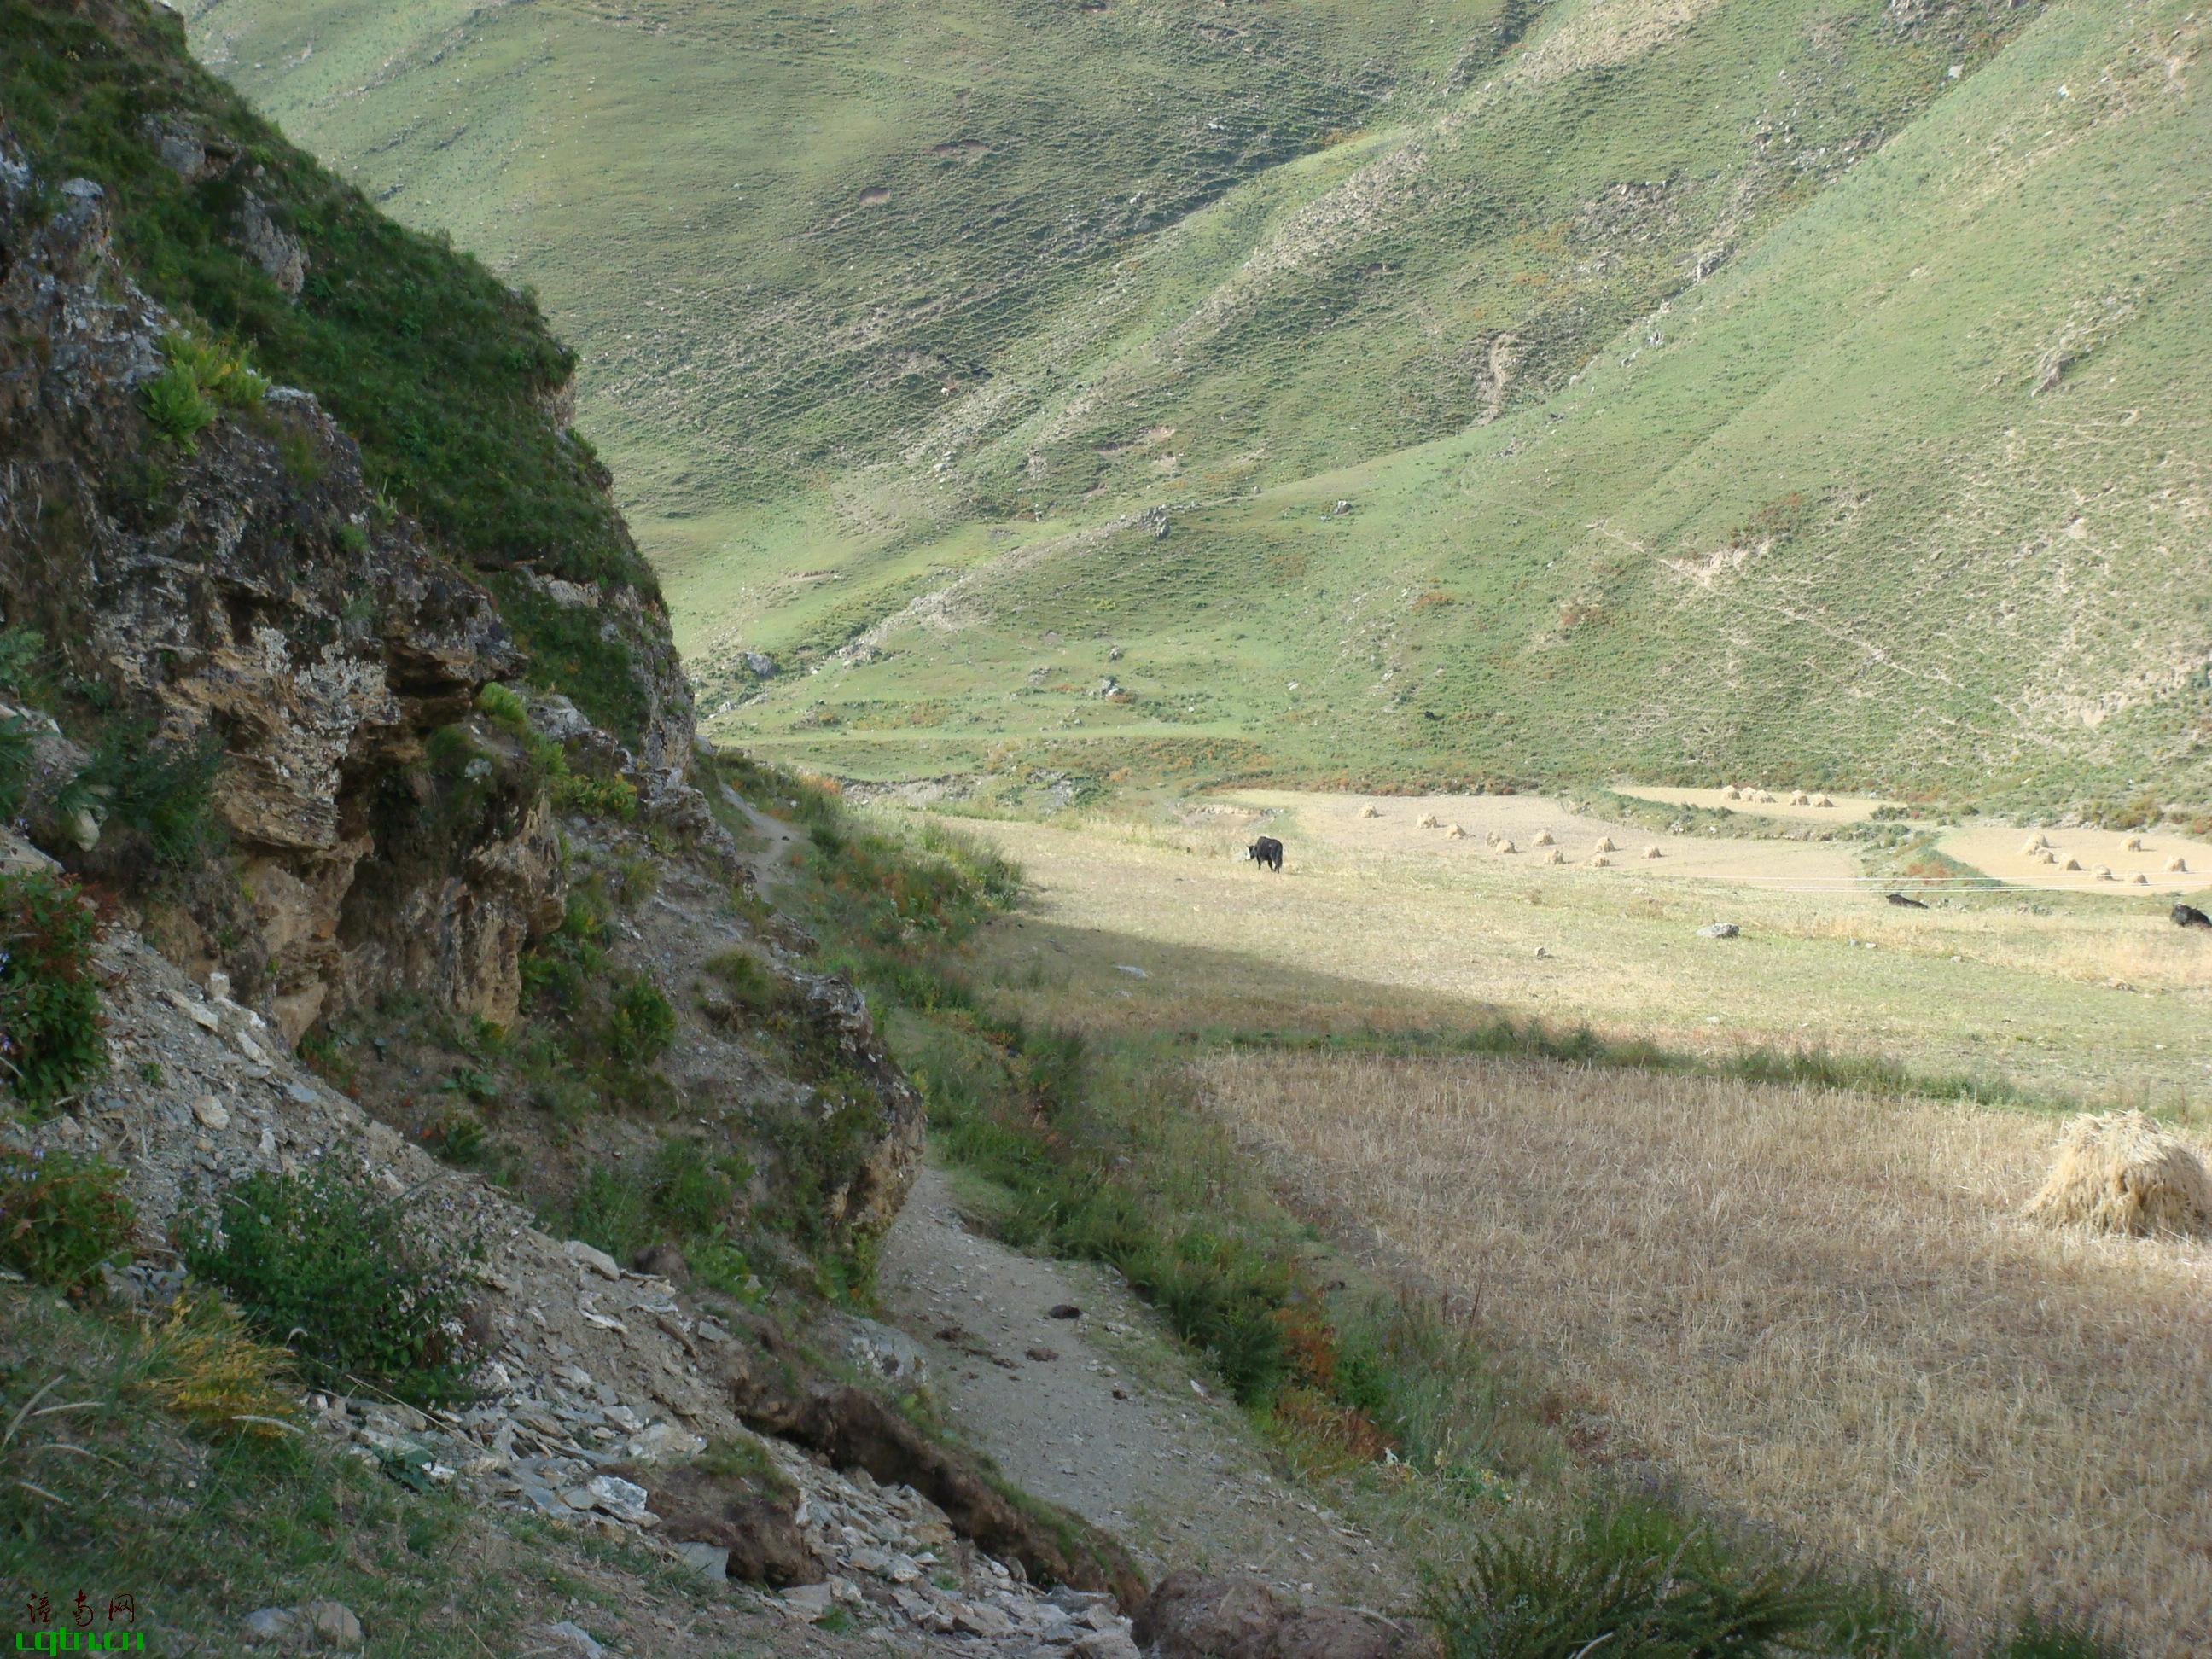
[686, 1234, 766, 1304]
[57, 719, 224, 870]
[0, 624, 43, 695]
[562, 1138, 743, 1261]
[175, 1156, 485, 1405]
[475, 682, 528, 733]
[141, 360, 215, 447]
[565, 1163, 652, 1262]
[915, 819, 1024, 907]
[614, 853, 658, 906]
[553, 769, 638, 820]
[521, 882, 608, 1015]
[648, 1138, 742, 1236]
[1423, 1496, 1842, 1659]
[0, 715, 32, 822]
[704, 947, 783, 1015]
[419, 1103, 490, 1166]
[607, 975, 675, 1064]
[0, 869, 108, 1113]
[0, 1147, 134, 1293]
[161, 329, 269, 411]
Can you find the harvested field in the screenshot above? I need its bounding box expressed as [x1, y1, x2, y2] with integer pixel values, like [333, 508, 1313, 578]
[949, 800, 2209, 1108]
[1200, 1049, 2212, 1654]
[1939, 822, 2212, 895]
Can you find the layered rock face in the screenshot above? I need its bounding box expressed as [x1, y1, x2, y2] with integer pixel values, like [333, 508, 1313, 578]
[0, 138, 923, 1249]
[0, 148, 550, 1039]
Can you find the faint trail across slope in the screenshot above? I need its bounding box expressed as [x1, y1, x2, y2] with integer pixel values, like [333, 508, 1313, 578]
[879, 1163, 1413, 1610]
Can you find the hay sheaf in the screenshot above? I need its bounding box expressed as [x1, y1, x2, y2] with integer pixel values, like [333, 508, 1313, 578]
[2025, 1112, 2212, 1238]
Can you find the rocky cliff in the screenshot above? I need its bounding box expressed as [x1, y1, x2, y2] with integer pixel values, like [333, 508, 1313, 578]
[0, 148, 549, 1039]
[0, 59, 1138, 1637]
[0, 44, 915, 1256]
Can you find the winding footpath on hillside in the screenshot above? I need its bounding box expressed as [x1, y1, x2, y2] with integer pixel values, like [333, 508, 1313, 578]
[880, 1165, 1412, 1610]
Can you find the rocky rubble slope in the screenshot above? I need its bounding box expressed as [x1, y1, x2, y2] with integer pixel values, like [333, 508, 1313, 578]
[6, 822, 1142, 1655]
[0, 40, 1438, 1655]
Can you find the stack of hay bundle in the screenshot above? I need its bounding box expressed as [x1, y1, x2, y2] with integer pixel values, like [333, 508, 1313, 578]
[2026, 1112, 2212, 1237]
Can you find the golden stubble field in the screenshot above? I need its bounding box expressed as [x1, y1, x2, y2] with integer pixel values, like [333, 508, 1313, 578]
[1199, 1050, 2212, 1655]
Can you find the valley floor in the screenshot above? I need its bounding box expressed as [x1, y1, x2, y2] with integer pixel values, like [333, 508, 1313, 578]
[881, 787, 2212, 1653]
[943, 789, 2209, 1110]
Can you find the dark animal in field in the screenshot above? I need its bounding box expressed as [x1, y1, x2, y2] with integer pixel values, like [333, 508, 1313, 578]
[2174, 904, 2212, 930]
[1886, 892, 1929, 908]
[1243, 835, 1284, 873]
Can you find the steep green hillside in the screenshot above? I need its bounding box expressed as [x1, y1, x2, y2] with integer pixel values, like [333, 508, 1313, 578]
[194, 0, 2210, 806]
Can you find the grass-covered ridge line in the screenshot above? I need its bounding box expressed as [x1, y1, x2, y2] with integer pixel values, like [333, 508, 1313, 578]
[0, 0, 655, 737]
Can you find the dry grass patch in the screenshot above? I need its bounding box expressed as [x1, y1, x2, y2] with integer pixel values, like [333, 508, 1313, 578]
[1200, 1051, 2212, 1655]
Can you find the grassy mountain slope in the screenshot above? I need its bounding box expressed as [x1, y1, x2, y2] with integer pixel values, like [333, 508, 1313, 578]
[193, 0, 2210, 806]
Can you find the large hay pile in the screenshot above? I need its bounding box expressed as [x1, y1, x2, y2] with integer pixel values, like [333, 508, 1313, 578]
[2025, 1112, 2212, 1237]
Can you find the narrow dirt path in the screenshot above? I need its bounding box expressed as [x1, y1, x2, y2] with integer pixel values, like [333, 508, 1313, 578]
[721, 783, 806, 894]
[877, 1163, 1413, 1610]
